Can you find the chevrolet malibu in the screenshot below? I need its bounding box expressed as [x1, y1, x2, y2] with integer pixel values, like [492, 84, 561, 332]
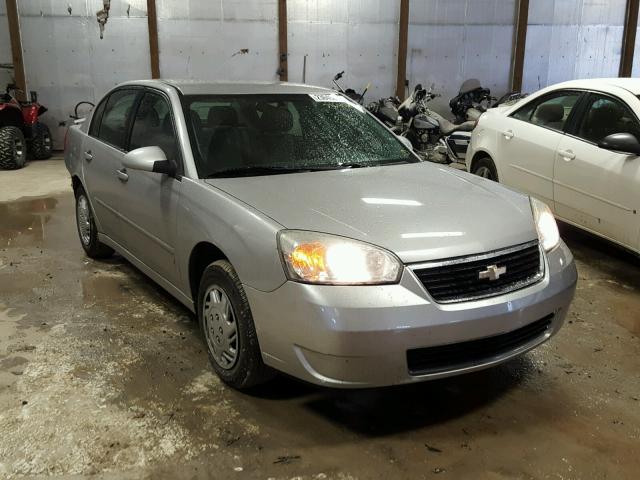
[65, 80, 577, 390]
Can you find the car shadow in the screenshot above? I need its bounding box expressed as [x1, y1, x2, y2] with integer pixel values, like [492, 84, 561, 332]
[559, 221, 640, 287]
[243, 354, 535, 437]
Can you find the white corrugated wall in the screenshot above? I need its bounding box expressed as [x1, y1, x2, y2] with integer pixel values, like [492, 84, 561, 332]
[1, 0, 636, 149]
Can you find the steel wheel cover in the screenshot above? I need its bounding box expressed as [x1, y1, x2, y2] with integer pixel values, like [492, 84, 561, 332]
[76, 195, 91, 246]
[203, 286, 239, 370]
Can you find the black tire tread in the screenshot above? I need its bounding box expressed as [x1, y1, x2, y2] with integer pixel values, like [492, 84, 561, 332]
[198, 260, 275, 390]
[0, 126, 27, 170]
[74, 185, 114, 259]
[472, 155, 499, 182]
[30, 122, 52, 160]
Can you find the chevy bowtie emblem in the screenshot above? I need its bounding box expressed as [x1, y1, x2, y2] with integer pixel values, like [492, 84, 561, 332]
[479, 264, 506, 281]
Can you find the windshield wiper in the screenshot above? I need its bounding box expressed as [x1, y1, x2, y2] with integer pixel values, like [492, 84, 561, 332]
[205, 166, 321, 178]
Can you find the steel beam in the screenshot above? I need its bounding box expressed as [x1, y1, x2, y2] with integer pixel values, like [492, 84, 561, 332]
[278, 0, 288, 81]
[395, 0, 409, 99]
[147, 0, 160, 79]
[620, 0, 640, 77]
[5, 0, 27, 101]
[511, 0, 529, 92]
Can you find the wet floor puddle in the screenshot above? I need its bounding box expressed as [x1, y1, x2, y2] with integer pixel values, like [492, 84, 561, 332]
[0, 197, 59, 248]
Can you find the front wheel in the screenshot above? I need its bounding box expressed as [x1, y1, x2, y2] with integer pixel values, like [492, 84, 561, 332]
[30, 122, 52, 159]
[74, 186, 114, 259]
[198, 260, 275, 390]
[0, 126, 27, 170]
[472, 156, 498, 182]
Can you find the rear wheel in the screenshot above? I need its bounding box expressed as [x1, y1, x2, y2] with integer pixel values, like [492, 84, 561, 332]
[30, 122, 52, 159]
[74, 185, 114, 259]
[472, 156, 498, 182]
[0, 126, 27, 170]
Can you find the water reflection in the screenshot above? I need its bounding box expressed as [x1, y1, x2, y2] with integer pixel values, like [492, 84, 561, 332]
[0, 197, 58, 247]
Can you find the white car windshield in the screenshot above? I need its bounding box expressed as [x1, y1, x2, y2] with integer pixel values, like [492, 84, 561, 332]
[182, 93, 416, 178]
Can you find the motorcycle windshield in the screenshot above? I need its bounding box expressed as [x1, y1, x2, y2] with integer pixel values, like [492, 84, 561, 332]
[459, 78, 482, 94]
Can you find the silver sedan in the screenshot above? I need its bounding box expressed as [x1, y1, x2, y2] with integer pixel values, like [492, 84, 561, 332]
[65, 80, 577, 389]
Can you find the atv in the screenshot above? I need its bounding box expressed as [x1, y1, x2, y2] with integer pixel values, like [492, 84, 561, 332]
[0, 84, 52, 170]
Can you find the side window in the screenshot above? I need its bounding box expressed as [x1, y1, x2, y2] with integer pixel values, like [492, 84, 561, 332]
[129, 92, 179, 162]
[511, 92, 581, 132]
[576, 94, 640, 144]
[88, 98, 107, 137]
[98, 89, 138, 150]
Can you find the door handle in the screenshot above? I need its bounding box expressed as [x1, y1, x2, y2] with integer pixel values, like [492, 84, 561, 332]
[84, 150, 93, 161]
[558, 149, 576, 161]
[116, 168, 129, 182]
[502, 129, 514, 140]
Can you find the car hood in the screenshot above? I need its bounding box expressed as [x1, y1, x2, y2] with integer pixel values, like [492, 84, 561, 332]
[205, 163, 538, 263]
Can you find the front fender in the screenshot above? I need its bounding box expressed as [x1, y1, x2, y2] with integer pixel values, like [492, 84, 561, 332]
[175, 178, 288, 297]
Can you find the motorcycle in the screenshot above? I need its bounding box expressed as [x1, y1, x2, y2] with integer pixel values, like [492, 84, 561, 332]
[332, 71, 369, 105]
[367, 96, 404, 133]
[398, 84, 476, 164]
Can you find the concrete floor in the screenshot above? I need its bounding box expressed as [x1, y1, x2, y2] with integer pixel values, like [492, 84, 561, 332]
[1, 157, 639, 479]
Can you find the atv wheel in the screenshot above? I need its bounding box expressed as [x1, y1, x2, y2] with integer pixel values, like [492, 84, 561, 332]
[0, 126, 27, 170]
[30, 122, 52, 160]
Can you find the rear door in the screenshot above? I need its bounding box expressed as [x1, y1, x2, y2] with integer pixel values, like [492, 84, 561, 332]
[112, 89, 183, 285]
[82, 88, 140, 244]
[497, 90, 583, 209]
[553, 91, 640, 249]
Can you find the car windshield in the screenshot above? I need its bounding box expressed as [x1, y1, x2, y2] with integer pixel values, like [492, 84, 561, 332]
[182, 93, 417, 178]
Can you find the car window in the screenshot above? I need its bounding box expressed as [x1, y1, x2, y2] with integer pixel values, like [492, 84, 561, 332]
[130, 92, 179, 162]
[576, 94, 640, 144]
[182, 93, 415, 178]
[88, 98, 107, 137]
[511, 92, 581, 132]
[98, 89, 138, 150]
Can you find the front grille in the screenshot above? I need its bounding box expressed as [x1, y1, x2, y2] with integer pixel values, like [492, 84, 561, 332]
[407, 314, 554, 375]
[411, 241, 543, 303]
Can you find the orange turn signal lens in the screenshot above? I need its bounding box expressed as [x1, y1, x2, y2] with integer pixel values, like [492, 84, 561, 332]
[289, 242, 327, 282]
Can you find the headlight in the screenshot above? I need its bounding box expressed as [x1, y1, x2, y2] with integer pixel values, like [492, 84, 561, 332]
[530, 197, 560, 252]
[278, 230, 402, 285]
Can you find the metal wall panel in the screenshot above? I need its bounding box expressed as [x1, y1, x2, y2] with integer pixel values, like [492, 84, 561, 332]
[286, 0, 399, 102]
[16, 0, 151, 149]
[156, 0, 279, 81]
[524, 0, 626, 93]
[407, 0, 516, 114]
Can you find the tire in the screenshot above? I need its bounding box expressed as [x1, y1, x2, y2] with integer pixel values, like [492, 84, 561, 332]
[0, 126, 27, 170]
[30, 122, 52, 159]
[472, 156, 499, 182]
[198, 260, 275, 390]
[74, 185, 114, 259]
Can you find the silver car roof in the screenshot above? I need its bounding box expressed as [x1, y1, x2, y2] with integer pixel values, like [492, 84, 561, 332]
[118, 79, 334, 96]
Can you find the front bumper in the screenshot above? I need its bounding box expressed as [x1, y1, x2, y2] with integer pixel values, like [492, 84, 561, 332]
[245, 241, 577, 388]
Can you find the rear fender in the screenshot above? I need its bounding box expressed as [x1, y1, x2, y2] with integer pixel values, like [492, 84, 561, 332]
[0, 103, 23, 128]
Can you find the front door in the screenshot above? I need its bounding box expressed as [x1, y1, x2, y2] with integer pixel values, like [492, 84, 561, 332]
[553, 92, 640, 249]
[498, 91, 583, 209]
[113, 90, 183, 286]
[82, 88, 140, 244]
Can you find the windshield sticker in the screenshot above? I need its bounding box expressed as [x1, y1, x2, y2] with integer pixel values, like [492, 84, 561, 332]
[309, 93, 352, 104]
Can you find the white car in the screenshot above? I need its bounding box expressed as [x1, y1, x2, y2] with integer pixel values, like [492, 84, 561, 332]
[466, 78, 640, 255]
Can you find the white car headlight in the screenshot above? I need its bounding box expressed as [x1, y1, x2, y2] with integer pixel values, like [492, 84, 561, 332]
[278, 230, 402, 285]
[530, 197, 560, 252]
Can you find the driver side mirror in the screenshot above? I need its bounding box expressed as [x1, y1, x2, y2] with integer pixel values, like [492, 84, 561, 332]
[123, 146, 176, 176]
[598, 133, 640, 156]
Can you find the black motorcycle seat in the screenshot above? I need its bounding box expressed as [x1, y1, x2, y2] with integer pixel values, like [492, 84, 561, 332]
[439, 118, 475, 135]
